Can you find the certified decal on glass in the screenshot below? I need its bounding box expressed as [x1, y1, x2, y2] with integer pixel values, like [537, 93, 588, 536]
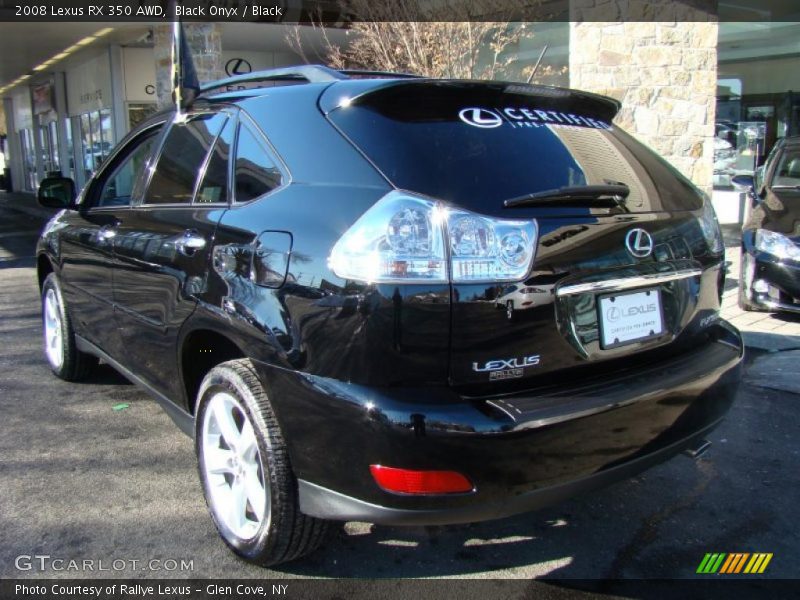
[458, 106, 612, 130]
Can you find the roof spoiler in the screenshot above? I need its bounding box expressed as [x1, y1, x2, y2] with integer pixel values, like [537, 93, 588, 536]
[319, 79, 622, 122]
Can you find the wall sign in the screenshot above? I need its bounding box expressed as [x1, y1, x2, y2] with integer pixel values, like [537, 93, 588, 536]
[123, 47, 157, 104]
[32, 82, 55, 115]
[225, 58, 252, 76]
[66, 53, 112, 116]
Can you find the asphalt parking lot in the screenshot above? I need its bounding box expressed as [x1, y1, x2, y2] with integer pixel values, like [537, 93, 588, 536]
[1, 191, 798, 581]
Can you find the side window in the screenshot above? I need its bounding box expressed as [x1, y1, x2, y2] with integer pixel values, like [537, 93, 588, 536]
[196, 119, 234, 204]
[234, 122, 282, 203]
[146, 113, 227, 205]
[95, 128, 159, 208]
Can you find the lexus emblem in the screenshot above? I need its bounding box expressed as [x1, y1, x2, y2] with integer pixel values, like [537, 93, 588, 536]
[458, 108, 503, 129]
[225, 58, 252, 77]
[625, 228, 654, 258]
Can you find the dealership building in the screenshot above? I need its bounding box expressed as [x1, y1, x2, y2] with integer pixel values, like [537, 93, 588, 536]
[1, 15, 799, 222]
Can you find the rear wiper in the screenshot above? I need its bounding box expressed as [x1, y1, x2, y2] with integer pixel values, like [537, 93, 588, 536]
[503, 184, 630, 208]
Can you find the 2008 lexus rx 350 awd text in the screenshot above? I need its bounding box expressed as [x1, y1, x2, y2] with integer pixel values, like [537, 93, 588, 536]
[35, 66, 743, 566]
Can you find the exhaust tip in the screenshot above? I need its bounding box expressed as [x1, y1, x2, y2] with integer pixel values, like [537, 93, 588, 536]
[684, 439, 712, 460]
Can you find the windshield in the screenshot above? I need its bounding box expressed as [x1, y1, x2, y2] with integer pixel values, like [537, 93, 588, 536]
[327, 82, 704, 214]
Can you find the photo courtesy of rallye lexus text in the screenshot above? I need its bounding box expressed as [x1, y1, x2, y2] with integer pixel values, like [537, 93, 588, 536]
[35, 63, 743, 566]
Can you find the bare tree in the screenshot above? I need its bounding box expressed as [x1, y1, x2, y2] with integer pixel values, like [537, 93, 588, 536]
[286, 0, 563, 83]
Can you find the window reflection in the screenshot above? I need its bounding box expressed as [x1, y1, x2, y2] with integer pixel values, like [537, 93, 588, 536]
[196, 119, 233, 204]
[234, 124, 282, 203]
[146, 113, 227, 204]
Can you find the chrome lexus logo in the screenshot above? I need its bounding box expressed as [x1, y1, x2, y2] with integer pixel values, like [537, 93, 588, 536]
[625, 228, 654, 258]
[458, 108, 503, 129]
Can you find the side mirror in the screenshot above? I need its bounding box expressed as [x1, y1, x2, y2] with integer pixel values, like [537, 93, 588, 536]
[38, 177, 76, 209]
[731, 174, 755, 190]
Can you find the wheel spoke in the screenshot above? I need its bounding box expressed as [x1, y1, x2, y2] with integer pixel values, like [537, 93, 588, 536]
[243, 464, 266, 522]
[212, 401, 241, 450]
[45, 300, 55, 322]
[205, 445, 234, 475]
[228, 476, 248, 531]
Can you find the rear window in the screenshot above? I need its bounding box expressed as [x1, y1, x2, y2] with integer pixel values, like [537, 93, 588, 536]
[327, 82, 703, 213]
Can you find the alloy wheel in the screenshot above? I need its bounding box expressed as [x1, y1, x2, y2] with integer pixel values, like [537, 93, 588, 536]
[43, 288, 64, 369]
[200, 392, 269, 541]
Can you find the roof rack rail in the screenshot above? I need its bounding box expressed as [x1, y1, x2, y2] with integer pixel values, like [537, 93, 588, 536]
[198, 65, 423, 100]
[199, 64, 347, 96]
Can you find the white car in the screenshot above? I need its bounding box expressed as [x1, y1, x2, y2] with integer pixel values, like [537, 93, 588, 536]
[495, 283, 554, 320]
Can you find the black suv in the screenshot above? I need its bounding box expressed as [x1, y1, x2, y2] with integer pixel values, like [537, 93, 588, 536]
[36, 66, 743, 566]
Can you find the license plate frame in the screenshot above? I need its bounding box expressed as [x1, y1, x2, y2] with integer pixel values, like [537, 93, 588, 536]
[597, 288, 665, 350]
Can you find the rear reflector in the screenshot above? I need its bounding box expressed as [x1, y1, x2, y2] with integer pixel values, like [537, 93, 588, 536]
[369, 465, 474, 495]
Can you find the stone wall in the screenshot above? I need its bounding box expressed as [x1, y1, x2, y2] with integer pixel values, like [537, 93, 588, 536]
[569, 21, 718, 194]
[153, 23, 224, 109]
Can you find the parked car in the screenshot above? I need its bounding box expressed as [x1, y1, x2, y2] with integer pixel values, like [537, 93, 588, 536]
[736, 135, 800, 312]
[36, 65, 742, 567]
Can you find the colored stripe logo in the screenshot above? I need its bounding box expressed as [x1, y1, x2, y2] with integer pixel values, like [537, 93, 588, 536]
[697, 553, 772, 574]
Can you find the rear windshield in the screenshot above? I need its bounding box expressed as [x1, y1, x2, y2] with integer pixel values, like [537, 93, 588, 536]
[327, 82, 703, 213]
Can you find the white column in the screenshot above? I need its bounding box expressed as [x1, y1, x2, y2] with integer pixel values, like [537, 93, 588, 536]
[109, 44, 128, 141]
[53, 72, 71, 179]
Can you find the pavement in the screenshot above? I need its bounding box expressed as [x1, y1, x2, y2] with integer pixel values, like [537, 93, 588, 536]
[0, 191, 798, 583]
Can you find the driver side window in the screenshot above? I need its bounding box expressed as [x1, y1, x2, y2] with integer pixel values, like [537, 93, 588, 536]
[94, 127, 160, 208]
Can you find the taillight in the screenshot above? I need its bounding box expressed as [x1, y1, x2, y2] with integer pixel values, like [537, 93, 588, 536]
[328, 191, 448, 283]
[329, 191, 538, 284]
[448, 209, 537, 282]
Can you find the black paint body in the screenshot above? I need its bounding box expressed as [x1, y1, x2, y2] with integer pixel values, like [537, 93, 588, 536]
[37, 78, 742, 524]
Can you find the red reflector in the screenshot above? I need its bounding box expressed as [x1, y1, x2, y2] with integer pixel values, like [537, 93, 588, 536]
[369, 465, 473, 495]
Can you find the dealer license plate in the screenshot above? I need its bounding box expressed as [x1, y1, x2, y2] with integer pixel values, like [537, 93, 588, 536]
[598, 289, 664, 349]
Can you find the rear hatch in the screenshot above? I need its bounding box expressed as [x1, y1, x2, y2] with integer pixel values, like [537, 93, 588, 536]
[322, 80, 724, 393]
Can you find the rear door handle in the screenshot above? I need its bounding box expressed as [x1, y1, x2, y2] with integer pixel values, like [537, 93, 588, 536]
[176, 230, 207, 256]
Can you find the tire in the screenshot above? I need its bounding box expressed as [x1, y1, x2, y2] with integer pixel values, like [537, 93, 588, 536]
[506, 300, 515, 321]
[195, 359, 330, 566]
[41, 273, 98, 381]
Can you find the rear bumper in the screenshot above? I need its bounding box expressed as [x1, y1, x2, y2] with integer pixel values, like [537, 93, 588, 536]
[297, 420, 720, 526]
[256, 321, 743, 525]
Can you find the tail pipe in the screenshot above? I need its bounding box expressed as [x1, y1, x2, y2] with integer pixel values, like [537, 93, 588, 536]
[684, 439, 712, 460]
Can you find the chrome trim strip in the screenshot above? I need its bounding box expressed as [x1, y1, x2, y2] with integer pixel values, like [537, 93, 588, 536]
[556, 268, 703, 297]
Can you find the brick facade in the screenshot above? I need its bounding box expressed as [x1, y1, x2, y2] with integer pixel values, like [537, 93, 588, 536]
[570, 20, 718, 193]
